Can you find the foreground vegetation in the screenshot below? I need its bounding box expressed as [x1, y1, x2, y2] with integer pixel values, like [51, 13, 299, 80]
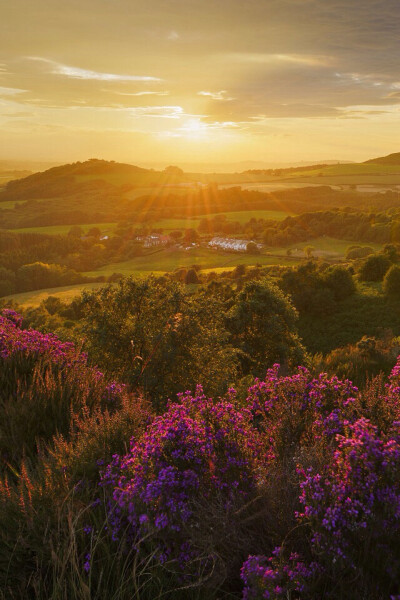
[2, 304, 400, 599]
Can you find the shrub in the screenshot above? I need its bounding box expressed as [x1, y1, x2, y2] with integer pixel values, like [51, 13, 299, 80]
[100, 386, 264, 587]
[323, 265, 356, 301]
[0, 309, 128, 466]
[358, 253, 391, 282]
[383, 264, 400, 296]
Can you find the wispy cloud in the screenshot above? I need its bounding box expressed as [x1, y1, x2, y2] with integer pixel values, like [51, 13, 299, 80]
[27, 57, 162, 82]
[0, 86, 27, 96]
[198, 90, 234, 101]
[107, 90, 170, 97]
[130, 106, 184, 118]
[167, 31, 180, 41]
[226, 53, 332, 67]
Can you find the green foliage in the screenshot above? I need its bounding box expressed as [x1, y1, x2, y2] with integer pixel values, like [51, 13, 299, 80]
[383, 264, 400, 296]
[346, 245, 375, 260]
[323, 265, 356, 301]
[279, 262, 337, 316]
[246, 241, 259, 254]
[184, 267, 200, 284]
[80, 277, 239, 407]
[358, 253, 391, 281]
[313, 335, 400, 387]
[227, 277, 306, 377]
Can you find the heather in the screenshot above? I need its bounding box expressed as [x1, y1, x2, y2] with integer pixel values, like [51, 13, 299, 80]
[3, 310, 400, 598]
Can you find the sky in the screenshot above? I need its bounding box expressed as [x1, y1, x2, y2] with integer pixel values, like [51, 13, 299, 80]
[1, 0, 400, 167]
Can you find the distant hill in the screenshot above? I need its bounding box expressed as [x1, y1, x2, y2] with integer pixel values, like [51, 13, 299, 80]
[0, 159, 188, 201]
[364, 152, 400, 165]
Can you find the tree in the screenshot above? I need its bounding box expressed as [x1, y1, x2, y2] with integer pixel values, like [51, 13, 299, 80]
[163, 165, 184, 177]
[227, 277, 306, 378]
[323, 266, 356, 301]
[170, 230, 183, 241]
[184, 268, 200, 284]
[383, 264, 400, 296]
[183, 228, 199, 244]
[246, 241, 260, 254]
[358, 254, 391, 282]
[68, 225, 83, 238]
[81, 277, 238, 407]
[303, 245, 315, 259]
[87, 227, 102, 239]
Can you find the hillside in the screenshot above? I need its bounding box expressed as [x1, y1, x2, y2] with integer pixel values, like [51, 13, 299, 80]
[364, 152, 400, 165]
[0, 159, 189, 201]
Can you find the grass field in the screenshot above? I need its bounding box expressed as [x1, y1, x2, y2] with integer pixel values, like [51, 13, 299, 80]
[84, 238, 360, 279]
[1, 282, 107, 308]
[0, 200, 27, 209]
[13, 222, 118, 236]
[203, 209, 291, 222]
[277, 237, 383, 257]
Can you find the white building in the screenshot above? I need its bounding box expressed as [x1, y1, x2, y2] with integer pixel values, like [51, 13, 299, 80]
[208, 237, 261, 252]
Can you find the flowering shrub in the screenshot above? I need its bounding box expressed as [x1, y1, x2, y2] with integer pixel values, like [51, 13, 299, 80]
[241, 361, 400, 600]
[0, 310, 128, 465]
[247, 364, 358, 461]
[101, 385, 265, 580]
[241, 549, 321, 600]
[297, 418, 400, 593]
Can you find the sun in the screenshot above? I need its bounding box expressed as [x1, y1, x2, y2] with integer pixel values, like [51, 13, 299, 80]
[180, 118, 209, 140]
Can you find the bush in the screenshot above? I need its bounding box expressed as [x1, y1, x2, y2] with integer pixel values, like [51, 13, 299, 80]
[383, 264, 400, 296]
[358, 253, 391, 282]
[100, 386, 264, 587]
[0, 309, 129, 466]
[323, 265, 356, 301]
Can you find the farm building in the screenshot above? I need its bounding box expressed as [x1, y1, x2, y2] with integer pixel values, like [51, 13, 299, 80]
[208, 237, 261, 252]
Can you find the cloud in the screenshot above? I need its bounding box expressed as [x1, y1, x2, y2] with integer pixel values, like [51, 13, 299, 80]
[226, 53, 332, 67]
[27, 57, 162, 82]
[167, 31, 180, 41]
[107, 90, 170, 97]
[198, 90, 234, 101]
[129, 106, 184, 119]
[0, 86, 27, 96]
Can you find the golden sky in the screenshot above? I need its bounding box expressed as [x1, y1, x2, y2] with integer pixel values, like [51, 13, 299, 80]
[1, 0, 400, 166]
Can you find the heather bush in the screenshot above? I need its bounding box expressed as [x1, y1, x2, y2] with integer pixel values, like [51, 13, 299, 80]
[246, 364, 359, 462]
[241, 359, 400, 600]
[100, 386, 266, 590]
[0, 309, 129, 466]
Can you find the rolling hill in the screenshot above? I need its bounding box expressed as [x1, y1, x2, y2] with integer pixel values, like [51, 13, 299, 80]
[364, 152, 400, 165]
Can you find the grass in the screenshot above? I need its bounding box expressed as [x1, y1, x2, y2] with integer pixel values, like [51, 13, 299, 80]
[198, 209, 291, 222]
[151, 217, 202, 230]
[276, 237, 384, 257]
[1, 282, 107, 308]
[12, 222, 118, 236]
[0, 200, 26, 209]
[83, 247, 305, 279]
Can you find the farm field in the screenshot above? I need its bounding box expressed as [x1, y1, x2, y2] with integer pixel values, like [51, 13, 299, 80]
[288, 174, 400, 186]
[218, 182, 333, 193]
[84, 236, 366, 279]
[277, 236, 384, 257]
[13, 222, 118, 236]
[0, 199, 28, 209]
[151, 210, 291, 230]
[1, 282, 107, 308]
[202, 209, 291, 222]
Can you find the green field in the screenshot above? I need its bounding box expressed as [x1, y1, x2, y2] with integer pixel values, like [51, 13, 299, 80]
[84, 238, 358, 280]
[13, 222, 118, 236]
[0, 200, 27, 209]
[1, 282, 107, 308]
[203, 209, 291, 222]
[277, 237, 383, 257]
